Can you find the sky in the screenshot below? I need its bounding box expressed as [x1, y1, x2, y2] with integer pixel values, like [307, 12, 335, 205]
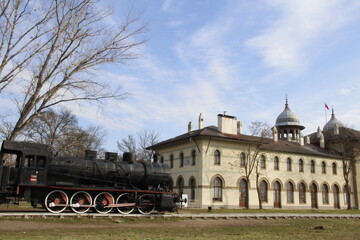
[4, 0, 360, 152]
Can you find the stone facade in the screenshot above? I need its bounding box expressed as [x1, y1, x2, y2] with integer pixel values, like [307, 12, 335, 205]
[149, 103, 359, 210]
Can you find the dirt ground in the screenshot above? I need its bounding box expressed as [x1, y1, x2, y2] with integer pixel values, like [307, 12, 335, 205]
[0, 218, 271, 232]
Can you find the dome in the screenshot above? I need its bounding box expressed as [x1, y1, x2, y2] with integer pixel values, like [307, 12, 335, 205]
[275, 99, 305, 130]
[323, 109, 343, 131]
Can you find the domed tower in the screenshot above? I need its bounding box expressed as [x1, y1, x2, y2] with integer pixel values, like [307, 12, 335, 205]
[275, 98, 305, 142]
[323, 108, 343, 132]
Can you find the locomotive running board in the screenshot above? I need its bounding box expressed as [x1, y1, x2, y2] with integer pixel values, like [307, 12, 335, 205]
[50, 203, 136, 208]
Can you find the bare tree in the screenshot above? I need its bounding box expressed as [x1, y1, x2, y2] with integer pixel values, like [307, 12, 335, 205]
[137, 129, 159, 161]
[0, 0, 56, 92]
[1, 0, 147, 140]
[325, 127, 360, 209]
[60, 125, 107, 158]
[23, 108, 107, 157]
[24, 108, 77, 149]
[117, 133, 137, 155]
[248, 121, 272, 138]
[235, 121, 270, 209]
[117, 129, 159, 161]
[241, 140, 262, 209]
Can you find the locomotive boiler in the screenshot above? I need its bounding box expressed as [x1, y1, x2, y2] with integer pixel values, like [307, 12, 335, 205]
[0, 140, 178, 214]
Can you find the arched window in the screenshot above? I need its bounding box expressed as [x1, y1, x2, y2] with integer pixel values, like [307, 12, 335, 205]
[214, 150, 221, 165]
[287, 182, 294, 203]
[179, 152, 184, 167]
[287, 158, 292, 171]
[191, 150, 196, 166]
[322, 184, 329, 204]
[299, 182, 306, 203]
[177, 176, 184, 196]
[240, 152, 246, 166]
[213, 177, 223, 201]
[274, 181, 282, 208]
[310, 160, 315, 173]
[170, 154, 174, 169]
[274, 156, 279, 170]
[189, 177, 196, 201]
[260, 155, 266, 169]
[332, 162, 337, 175]
[310, 183, 318, 209]
[259, 180, 268, 203]
[299, 159, 304, 172]
[322, 161, 326, 174]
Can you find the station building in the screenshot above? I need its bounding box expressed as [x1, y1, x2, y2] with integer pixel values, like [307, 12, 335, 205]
[149, 100, 360, 209]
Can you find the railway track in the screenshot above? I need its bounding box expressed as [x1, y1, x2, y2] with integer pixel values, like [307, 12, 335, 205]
[1, 211, 360, 219]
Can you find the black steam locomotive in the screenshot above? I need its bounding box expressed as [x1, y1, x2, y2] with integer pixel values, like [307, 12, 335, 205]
[0, 140, 178, 214]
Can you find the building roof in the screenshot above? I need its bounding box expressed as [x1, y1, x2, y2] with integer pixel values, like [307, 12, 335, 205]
[149, 126, 270, 150]
[149, 126, 341, 159]
[323, 109, 344, 131]
[275, 98, 305, 130]
[308, 127, 360, 144]
[260, 140, 340, 159]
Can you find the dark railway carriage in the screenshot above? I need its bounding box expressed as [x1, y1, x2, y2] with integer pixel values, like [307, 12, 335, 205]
[0, 140, 178, 214]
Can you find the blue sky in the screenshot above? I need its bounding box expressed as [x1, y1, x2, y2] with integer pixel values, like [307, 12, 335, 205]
[39, 0, 360, 151]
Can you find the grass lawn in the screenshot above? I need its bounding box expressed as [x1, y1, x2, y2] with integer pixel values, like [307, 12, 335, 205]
[0, 217, 359, 240]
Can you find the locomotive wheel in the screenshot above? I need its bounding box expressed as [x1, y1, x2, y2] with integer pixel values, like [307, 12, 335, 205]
[116, 193, 135, 214]
[94, 192, 114, 214]
[70, 191, 92, 214]
[137, 194, 155, 215]
[44, 190, 69, 213]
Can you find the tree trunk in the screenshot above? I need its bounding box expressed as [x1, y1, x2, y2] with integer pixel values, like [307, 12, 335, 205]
[256, 175, 262, 209]
[345, 181, 352, 210]
[245, 177, 250, 209]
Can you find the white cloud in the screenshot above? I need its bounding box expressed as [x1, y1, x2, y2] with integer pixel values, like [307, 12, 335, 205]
[245, 0, 360, 73]
[340, 88, 350, 95]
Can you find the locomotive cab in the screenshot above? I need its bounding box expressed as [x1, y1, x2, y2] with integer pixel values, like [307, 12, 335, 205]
[0, 140, 50, 204]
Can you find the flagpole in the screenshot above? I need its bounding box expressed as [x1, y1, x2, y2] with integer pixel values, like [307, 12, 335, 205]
[325, 103, 328, 124]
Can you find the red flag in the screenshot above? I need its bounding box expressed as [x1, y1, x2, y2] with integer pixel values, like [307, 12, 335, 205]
[325, 103, 329, 110]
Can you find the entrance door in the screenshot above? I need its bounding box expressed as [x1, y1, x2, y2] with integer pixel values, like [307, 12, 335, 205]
[239, 179, 247, 208]
[333, 185, 340, 209]
[273, 181, 281, 208]
[310, 183, 318, 209]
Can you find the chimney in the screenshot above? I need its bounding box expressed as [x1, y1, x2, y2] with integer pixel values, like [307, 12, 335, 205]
[198, 113, 204, 129]
[317, 126, 321, 138]
[305, 136, 310, 144]
[300, 133, 304, 146]
[237, 121, 242, 134]
[217, 113, 237, 134]
[272, 127, 278, 142]
[320, 133, 325, 148]
[188, 121, 193, 132]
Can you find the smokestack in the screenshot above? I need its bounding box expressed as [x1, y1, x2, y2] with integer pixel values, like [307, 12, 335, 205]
[272, 127, 278, 142]
[188, 121, 193, 132]
[300, 133, 304, 146]
[317, 126, 321, 138]
[237, 121, 242, 134]
[199, 113, 204, 129]
[320, 133, 325, 148]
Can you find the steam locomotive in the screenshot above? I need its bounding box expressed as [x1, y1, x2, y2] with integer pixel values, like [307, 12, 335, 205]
[0, 140, 178, 214]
